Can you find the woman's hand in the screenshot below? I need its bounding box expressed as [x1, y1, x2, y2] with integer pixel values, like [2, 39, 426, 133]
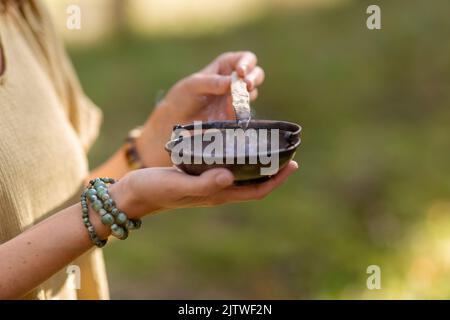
[136, 51, 265, 167]
[109, 161, 298, 220]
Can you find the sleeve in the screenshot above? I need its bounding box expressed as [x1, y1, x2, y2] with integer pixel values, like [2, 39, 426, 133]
[20, 0, 103, 152]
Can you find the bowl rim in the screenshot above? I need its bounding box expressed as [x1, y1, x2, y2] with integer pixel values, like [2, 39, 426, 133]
[172, 119, 301, 135]
[165, 119, 301, 161]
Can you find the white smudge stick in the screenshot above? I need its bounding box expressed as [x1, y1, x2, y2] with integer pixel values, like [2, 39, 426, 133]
[231, 71, 251, 128]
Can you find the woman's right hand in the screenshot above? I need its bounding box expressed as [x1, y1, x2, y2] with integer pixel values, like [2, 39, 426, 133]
[109, 161, 299, 220]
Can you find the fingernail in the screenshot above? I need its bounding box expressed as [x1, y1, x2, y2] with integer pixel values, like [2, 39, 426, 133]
[292, 161, 299, 169]
[245, 78, 253, 90]
[216, 172, 233, 187]
[238, 64, 247, 76]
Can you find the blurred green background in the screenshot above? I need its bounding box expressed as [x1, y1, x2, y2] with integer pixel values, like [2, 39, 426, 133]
[50, 0, 450, 298]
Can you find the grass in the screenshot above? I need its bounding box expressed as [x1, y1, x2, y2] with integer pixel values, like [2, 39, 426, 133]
[69, 0, 450, 298]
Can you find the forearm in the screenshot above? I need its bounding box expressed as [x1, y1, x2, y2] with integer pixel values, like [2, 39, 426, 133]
[88, 146, 130, 181]
[0, 198, 111, 299]
[88, 121, 173, 182]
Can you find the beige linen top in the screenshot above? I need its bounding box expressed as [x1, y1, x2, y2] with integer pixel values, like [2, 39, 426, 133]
[0, 0, 109, 299]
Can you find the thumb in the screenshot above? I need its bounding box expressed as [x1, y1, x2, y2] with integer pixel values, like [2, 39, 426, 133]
[185, 73, 231, 95]
[187, 168, 234, 196]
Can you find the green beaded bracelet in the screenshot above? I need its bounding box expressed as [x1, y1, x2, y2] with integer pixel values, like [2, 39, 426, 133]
[81, 190, 107, 248]
[83, 177, 142, 244]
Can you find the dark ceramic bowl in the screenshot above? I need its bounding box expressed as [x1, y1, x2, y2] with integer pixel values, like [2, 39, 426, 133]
[165, 120, 301, 184]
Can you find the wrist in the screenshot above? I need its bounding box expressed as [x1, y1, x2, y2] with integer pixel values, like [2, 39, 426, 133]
[81, 177, 144, 247]
[87, 203, 111, 240]
[109, 171, 162, 219]
[108, 176, 138, 219]
[136, 118, 174, 167]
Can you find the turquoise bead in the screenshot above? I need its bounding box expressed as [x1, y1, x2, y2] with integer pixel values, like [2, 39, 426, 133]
[116, 212, 127, 225]
[101, 213, 114, 226]
[133, 219, 142, 229]
[94, 184, 106, 191]
[111, 208, 119, 217]
[89, 195, 98, 202]
[94, 179, 104, 188]
[86, 189, 97, 198]
[96, 184, 106, 190]
[103, 199, 115, 211]
[120, 230, 128, 240]
[98, 208, 107, 216]
[96, 188, 107, 199]
[111, 224, 127, 239]
[102, 177, 115, 184]
[127, 219, 142, 230]
[100, 193, 110, 201]
[92, 200, 103, 212]
[126, 220, 134, 230]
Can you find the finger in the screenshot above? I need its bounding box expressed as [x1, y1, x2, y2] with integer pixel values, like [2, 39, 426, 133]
[249, 89, 258, 101]
[244, 160, 299, 199]
[203, 51, 258, 76]
[236, 51, 258, 77]
[252, 161, 299, 197]
[245, 66, 265, 91]
[215, 161, 299, 202]
[185, 168, 235, 196]
[185, 73, 231, 95]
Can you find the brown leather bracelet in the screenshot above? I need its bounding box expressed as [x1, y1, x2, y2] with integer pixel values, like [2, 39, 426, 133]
[124, 126, 145, 170]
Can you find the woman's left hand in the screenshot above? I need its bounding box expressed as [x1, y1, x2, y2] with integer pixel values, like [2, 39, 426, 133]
[136, 51, 265, 167]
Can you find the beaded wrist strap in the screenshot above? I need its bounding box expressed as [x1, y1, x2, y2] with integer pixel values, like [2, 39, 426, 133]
[125, 126, 145, 170]
[81, 190, 107, 248]
[81, 177, 142, 247]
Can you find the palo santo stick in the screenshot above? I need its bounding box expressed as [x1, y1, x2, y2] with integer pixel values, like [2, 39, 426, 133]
[231, 71, 251, 128]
